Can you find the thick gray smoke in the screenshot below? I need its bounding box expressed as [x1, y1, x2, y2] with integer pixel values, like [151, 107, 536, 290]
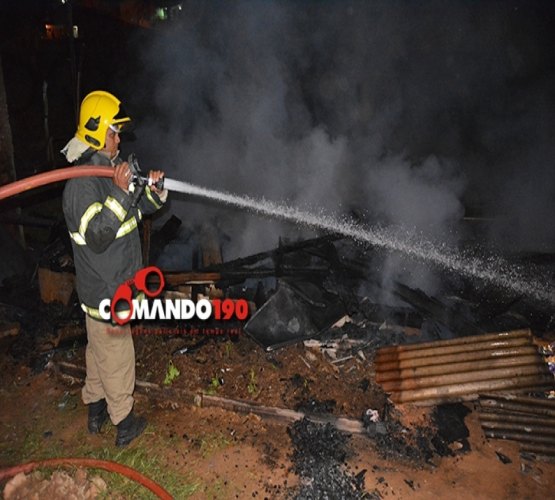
[127, 0, 555, 295]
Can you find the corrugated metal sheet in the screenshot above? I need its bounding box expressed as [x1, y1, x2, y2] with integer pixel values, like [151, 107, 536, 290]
[375, 329, 554, 406]
[478, 393, 555, 459]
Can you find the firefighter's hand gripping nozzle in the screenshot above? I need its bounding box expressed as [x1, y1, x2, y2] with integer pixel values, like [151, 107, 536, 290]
[127, 154, 164, 207]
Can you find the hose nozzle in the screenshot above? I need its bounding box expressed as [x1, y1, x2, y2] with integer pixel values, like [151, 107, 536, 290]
[128, 153, 164, 191]
[145, 176, 165, 191]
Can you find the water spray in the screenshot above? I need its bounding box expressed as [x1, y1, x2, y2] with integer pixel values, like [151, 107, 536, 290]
[162, 178, 553, 306]
[0, 166, 552, 306]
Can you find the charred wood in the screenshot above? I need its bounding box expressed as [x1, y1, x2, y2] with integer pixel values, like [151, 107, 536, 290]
[204, 234, 342, 272]
[393, 281, 483, 337]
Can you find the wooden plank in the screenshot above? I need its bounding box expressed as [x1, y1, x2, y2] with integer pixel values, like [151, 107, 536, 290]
[202, 395, 364, 434]
[51, 362, 364, 434]
[162, 272, 221, 286]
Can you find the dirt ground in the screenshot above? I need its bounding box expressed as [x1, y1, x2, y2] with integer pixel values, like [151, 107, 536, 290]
[1, 323, 554, 500]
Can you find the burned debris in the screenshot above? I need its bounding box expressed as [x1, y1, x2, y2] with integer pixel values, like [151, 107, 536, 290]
[110, 226, 555, 469]
[1, 213, 555, 500]
[5, 223, 555, 390]
[287, 418, 376, 500]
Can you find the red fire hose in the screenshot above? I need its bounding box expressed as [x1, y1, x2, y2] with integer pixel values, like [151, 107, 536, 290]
[0, 176, 174, 497]
[0, 166, 115, 201]
[0, 457, 173, 499]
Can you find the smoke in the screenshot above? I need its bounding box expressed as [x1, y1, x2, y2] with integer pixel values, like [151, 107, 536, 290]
[125, 0, 555, 294]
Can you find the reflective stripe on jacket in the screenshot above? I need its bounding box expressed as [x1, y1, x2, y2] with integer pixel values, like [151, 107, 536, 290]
[62, 150, 164, 313]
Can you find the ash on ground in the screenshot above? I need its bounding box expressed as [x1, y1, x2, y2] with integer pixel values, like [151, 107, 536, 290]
[366, 403, 471, 464]
[287, 418, 379, 500]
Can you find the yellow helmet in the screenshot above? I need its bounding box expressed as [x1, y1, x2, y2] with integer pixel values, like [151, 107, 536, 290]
[75, 90, 131, 150]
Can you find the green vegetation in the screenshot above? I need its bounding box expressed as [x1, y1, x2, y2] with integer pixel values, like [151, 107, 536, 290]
[205, 375, 222, 395]
[163, 360, 180, 386]
[196, 432, 231, 459]
[247, 368, 258, 395]
[91, 437, 199, 499]
[1, 423, 199, 499]
[224, 341, 233, 359]
[0, 426, 64, 464]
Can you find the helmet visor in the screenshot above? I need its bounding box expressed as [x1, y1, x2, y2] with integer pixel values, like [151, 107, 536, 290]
[110, 102, 131, 130]
[109, 124, 123, 133]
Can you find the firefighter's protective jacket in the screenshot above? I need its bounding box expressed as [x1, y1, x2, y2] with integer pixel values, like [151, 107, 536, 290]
[63, 150, 165, 319]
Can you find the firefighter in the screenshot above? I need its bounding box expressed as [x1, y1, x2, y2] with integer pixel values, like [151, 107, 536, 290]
[61, 90, 167, 446]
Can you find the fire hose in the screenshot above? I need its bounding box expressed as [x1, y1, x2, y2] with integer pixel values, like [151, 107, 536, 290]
[0, 157, 165, 202]
[0, 167, 177, 497]
[0, 457, 173, 499]
[0, 166, 115, 201]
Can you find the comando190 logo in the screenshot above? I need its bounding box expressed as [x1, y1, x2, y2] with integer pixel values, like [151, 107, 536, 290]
[98, 266, 249, 325]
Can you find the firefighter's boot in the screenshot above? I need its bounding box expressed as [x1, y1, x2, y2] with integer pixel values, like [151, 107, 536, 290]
[88, 398, 108, 434]
[115, 410, 147, 447]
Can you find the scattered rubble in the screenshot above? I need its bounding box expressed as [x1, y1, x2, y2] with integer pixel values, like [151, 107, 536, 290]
[368, 402, 470, 464]
[2, 229, 555, 497]
[287, 418, 378, 499]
